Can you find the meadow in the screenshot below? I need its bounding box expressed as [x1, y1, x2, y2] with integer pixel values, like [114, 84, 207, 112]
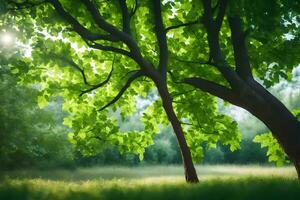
[1, 165, 300, 200]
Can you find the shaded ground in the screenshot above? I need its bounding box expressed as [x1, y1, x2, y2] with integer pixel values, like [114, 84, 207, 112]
[0, 165, 299, 200]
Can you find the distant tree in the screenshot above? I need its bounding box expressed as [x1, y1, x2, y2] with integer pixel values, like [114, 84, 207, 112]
[0, 67, 73, 169]
[1, 0, 299, 181]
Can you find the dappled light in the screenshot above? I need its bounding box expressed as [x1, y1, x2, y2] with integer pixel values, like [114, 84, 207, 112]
[1, 0, 300, 199]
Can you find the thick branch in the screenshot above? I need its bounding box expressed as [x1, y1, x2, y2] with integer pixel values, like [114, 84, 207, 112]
[49, 0, 115, 42]
[228, 15, 253, 80]
[98, 70, 143, 111]
[215, 0, 228, 32]
[202, 0, 243, 91]
[153, 0, 168, 81]
[183, 77, 242, 106]
[118, 0, 131, 35]
[80, 0, 130, 43]
[80, 0, 150, 71]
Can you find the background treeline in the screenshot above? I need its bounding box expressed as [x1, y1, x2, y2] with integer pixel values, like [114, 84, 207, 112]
[1, 68, 300, 170]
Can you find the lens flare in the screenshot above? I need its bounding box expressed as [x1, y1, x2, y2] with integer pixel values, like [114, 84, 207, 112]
[1, 32, 14, 46]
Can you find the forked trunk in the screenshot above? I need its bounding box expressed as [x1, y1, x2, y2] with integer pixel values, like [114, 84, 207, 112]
[156, 82, 199, 183]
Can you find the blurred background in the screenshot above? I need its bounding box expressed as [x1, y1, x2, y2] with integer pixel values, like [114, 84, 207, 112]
[1, 65, 300, 170]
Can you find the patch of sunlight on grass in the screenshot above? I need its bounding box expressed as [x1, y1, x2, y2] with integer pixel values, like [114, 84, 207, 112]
[1, 165, 296, 182]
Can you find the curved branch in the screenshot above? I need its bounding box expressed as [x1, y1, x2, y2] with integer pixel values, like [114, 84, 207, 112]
[80, 62, 114, 97]
[49, 53, 91, 85]
[98, 70, 144, 111]
[121, 69, 140, 80]
[66, 59, 90, 86]
[80, 0, 147, 69]
[49, 0, 114, 41]
[80, 0, 129, 42]
[166, 20, 200, 32]
[172, 56, 217, 67]
[167, 70, 182, 84]
[183, 77, 243, 106]
[85, 41, 133, 59]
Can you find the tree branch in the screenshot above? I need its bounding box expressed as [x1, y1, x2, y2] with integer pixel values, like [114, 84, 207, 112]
[201, 0, 243, 91]
[215, 0, 228, 32]
[153, 0, 168, 81]
[212, 0, 220, 14]
[49, 53, 91, 86]
[49, 0, 116, 42]
[80, 0, 149, 70]
[85, 41, 133, 59]
[172, 56, 217, 67]
[165, 20, 200, 32]
[65, 59, 90, 86]
[118, 0, 132, 35]
[80, 62, 114, 97]
[183, 77, 242, 106]
[80, 0, 129, 43]
[167, 70, 182, 84]
[98, 70, 144, 111]
[129, 0, 138, 17]
[228, 15, 253, 80]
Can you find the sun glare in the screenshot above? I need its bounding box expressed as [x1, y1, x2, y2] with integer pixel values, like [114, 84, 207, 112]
[1, 32, 14, 46]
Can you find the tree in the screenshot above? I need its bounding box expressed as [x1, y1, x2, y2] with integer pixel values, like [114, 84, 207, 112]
[178, 0, 300, 177]
[2, 0, 298, 182]
[0, 65, 73, 169]
[1, 0, 203, 183]
[1, 0, 241, 183]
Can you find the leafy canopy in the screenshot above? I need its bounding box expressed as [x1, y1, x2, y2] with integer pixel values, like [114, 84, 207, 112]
[1, 0, 299, 162]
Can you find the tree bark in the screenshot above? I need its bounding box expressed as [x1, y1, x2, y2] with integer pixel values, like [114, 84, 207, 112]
[294, 160, 300, 179]
[200, 6, 300, 178]
[185, 75, 300, 179]
[155, 81, 199, 183]
[231, 79, 300, 178]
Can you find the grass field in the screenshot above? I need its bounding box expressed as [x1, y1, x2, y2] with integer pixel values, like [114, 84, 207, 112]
[1, 165, 299, 200]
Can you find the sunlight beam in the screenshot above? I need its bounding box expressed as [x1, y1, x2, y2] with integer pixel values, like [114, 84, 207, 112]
[1, 32, 14, 46]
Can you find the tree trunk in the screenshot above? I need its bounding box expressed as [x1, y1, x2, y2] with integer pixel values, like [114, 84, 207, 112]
[293, 160, 300, 179]
[156, 82, 199, 183]
[237, 79, 300, 178]
[186, 7, 300, 179]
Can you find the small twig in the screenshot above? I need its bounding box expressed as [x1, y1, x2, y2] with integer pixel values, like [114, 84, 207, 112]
[165, 19, 200, 32]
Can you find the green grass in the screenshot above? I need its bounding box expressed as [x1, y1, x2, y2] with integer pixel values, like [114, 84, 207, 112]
[1, 165, 299, 200]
